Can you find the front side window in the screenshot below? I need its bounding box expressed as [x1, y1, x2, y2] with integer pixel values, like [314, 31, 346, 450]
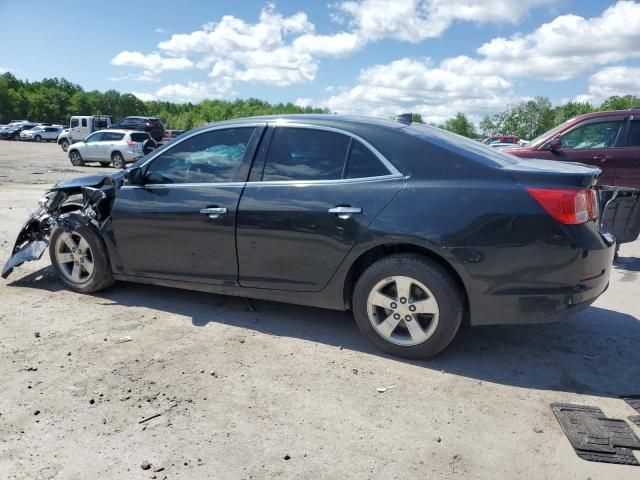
[262, 128, 350, 181]
[70, 119, 79, 128]
[85, 132, 103, 143]
[560, 121, 623, 149]
[144, 127, 256, 184]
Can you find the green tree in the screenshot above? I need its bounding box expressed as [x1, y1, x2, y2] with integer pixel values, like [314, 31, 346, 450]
[441, 113, 477, 138]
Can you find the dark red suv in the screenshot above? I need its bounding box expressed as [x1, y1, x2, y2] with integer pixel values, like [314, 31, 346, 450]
[505, 109, 640, 188]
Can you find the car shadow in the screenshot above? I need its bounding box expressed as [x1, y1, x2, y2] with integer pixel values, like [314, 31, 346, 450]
[8, 267, 640, 398]
[614, 255, 640, 272]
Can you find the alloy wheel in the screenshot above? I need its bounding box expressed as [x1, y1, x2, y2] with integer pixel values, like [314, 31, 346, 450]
[54, 231, 95, 284]
[366, 275, 440, 346]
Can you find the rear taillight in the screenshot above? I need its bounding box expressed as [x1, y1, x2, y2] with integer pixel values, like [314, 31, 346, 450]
[526, 188, 598, 225]
[126, 139, 135, 147]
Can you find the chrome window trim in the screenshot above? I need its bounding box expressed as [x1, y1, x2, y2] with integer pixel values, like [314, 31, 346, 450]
[131, 119, 405, 189]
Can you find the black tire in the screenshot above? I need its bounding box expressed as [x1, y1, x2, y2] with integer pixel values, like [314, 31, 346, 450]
[60, 139, 70, 152]
[111, 151, 125, 169]
[34, 135, 42, 142]
[352, 254, 463, 359]
[49, 219, 114, 294]
[69, 150, 84, 166]
[99, 162, 111, 167]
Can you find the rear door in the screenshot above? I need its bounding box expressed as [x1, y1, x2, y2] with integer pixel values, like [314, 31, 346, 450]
[612, 118, 640, 188]
[236, 125, 405, 292]
[552, 116, 625, 185]
[110, 125, 264, 284]
[100, 131, 125, 159]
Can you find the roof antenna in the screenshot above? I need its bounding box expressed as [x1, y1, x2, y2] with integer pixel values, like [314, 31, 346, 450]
[394, 113, 413, 125]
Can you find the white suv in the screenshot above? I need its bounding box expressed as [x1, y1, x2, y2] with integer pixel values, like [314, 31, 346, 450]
[20, 125, 64, 142]
[68, 130, 156, 168]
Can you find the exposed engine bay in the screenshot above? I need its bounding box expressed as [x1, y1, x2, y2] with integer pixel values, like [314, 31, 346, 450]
[1, 173, 123, 279]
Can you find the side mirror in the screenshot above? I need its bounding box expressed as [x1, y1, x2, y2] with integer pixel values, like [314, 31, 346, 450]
[124, 166, 145, 185]
[547, 137, 562, 152]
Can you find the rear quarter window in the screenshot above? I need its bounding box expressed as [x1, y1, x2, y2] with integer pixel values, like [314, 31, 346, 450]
[130, 132, 151, 142]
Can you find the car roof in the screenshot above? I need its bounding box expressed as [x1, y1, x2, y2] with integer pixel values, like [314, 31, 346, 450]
[95, 129, 147, 135]
[568, 108, 640, 122]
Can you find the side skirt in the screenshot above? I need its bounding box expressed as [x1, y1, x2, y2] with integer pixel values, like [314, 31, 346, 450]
[112, 273, 348, 312]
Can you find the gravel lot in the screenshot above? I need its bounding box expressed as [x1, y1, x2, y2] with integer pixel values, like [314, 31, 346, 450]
[1, 141, 639, 479]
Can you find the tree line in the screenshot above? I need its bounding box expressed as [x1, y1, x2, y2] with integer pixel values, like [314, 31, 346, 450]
[1, 72, 639, 137]
[0, 73, 328, 129]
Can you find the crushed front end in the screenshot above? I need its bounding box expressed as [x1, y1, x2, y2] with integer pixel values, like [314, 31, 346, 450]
[2, 174, 122, 279]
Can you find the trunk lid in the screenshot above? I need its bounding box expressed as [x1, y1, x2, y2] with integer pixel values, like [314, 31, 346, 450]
[503, 159, 601, 189]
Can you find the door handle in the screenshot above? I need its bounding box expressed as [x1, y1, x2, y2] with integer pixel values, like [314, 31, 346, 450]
[328, 206, 362, 219]
[593, 155, 610, 163]
[199, 207, 227, 219]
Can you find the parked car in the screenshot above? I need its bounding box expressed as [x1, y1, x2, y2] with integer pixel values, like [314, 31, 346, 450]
[0, 123, 38, 140]
[68, 130, 156, 168]
[2, 115, 613, 358]
[488, 142, 515, 150]
[57, 116, 112, 152]
[20, 125, 64, 142]
[162, 129, 185, 143]
[111, 116, 165, 142]
[504, 109, 640, 188]
[483, 135, 519, 145]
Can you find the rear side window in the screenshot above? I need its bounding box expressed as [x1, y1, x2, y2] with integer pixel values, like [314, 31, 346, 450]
[626, 121, 640, 147]
[130, 132, 150, 142]
[145, 127, 256, 184]
[262, 128, 350, 181]
[81, 118, 87, 127]
[103, 132, 125, 141]
[345, 140, 390, 179]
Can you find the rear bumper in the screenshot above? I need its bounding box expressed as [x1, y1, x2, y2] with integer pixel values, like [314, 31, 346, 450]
[453, 226, 615, 327]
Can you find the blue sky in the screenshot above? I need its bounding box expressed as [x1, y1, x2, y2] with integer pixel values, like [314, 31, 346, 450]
[1, 1, 639, 123]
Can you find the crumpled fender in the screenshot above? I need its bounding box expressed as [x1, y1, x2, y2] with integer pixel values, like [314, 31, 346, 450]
[2, 174, 121, 279]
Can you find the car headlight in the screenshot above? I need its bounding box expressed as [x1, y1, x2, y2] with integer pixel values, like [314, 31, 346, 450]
[37, 192, 55, 209]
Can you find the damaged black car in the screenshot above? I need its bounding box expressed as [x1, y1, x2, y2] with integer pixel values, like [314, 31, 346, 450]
[2, 115, 616, 358]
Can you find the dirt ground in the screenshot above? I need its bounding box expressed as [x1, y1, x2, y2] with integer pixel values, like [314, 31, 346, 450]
[1, 141, 639, 480]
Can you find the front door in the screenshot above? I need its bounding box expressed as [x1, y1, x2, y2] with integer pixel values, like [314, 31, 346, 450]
[82, 132, 104, 160]
[550, 117, 625, 185]
[236, 126, 405, 292]
[110, 125, 263, 285]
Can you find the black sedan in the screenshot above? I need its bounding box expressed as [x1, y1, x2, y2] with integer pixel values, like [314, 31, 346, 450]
[0, 123, 38, 140]
[2, 115, 614, 358]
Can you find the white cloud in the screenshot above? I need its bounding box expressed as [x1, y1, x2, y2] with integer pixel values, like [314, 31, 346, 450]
[131, 91, 157, 102]
[322, 57, 520, 124]
[155, 82, 225, 103]
[111, 51, 193, 75]
[155, 27, 166, 33]
[574, 66, 640, 104]
[466, 0, 640, 80]
[293, 32, 364, 57]
[295, 97, 314, 108]
[334, 0, 557, 42]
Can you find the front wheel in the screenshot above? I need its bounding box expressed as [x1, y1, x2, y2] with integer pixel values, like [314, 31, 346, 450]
[34, 135, 42, 142]
[69, 150, 84, 166]
[49, 221, 114, 293]
[60, 139, 69, 152]
[352, 254, 463, 359]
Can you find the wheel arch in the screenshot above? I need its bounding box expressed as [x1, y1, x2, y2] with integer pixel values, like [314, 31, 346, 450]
[111, 150, 123, 159]
[342, 242, 470, 324]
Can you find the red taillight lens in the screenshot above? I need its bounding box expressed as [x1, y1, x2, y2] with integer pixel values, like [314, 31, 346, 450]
[526, 188, 598, 225]
[126, 140, 135, 147]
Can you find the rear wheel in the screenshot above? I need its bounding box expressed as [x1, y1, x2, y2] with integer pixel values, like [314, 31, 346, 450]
[111, 152, 125, 169]
[352, 254, 463, 359]
[60, 139, 70, 152]
[69, 150, 84, 166]
[49, 222, 114, 293]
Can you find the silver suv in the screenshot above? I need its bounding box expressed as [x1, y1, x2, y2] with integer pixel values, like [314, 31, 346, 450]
[68, 130, 156, 168]
[20, 125, 64, 142]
